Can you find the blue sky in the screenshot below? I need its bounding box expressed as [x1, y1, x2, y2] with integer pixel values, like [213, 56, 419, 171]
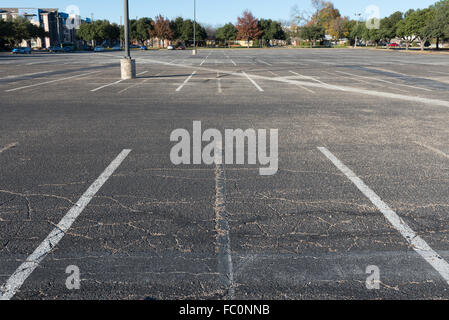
[1, 0, 439, 26]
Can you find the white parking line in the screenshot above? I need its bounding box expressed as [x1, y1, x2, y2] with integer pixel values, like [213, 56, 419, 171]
[230, 59, 237, 66]
[5, 71, 100, 92]
[0, 71, 55, 81]
[217, 72, 223, 93]
[176, 70, 197, 92]
[137, 57, 449, 108]
[257, 59, 272, 66]
[118, 72, 160, 94]
[335, 70, 433, 92]
[0, 149, 131, 300]
[242, 71, 264, 92]
[322, 70, 408, 93]
[318, 146, 449, 286]
[91, 79, 123, 92]
[91, 71, 148, 92]
[0, 142, 18, 154]
[414, 141, 449, 160]
[289, 70, 344, 91]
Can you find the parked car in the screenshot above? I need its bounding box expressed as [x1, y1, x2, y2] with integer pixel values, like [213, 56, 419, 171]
[63, 47, 73, 53]
[48, 46, 64, 53]
[141, 46, 147, 50]
[167, 45, 175, 50]
[94, 46, 105, 52]
[388, 43, 399, 48]
[112, 45, 122, 51]
[177, 45, 185, 50]
[130, 44, 140, 49]
[12, 47, 32, 54]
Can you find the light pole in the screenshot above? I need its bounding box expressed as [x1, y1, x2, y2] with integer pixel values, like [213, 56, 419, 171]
[192, 0, 197, 55]
[121, 0, 136, 79]
[354, 12, 361, 48]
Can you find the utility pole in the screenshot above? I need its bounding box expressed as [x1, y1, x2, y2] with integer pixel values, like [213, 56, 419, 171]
[192, 0, 197, 55]
[121, 0, 136, 79]
[354, 12, 361, 48]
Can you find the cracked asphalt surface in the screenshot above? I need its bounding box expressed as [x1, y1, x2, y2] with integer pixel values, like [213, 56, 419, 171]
[1, 48, 449, 299]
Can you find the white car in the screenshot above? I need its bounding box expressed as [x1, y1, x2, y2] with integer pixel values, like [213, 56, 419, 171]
[167, 45, 174, 50]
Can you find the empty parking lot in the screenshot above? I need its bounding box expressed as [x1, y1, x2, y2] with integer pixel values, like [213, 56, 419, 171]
[1, 48, 449, 299]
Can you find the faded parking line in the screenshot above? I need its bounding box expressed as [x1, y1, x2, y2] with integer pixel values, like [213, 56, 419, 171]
[318, 146, 449, 286]
[242, 71, 264, 92]
[91, 71, 148, 92]
[335, 70, 433, 92]
[0, 142, 18, 154]
[414, 141, 449, 160]
[0, 149, 132, 300]
[5, 71, 100, 92]
[176, 70, 197, 92]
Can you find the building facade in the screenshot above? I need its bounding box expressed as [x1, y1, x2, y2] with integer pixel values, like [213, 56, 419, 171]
[0, 8, 87, 48]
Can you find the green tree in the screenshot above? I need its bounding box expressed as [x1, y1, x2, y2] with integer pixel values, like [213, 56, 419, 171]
[6, 18, 47, 47]
[170, 17, 185, 41]
[131, 18, 153, 44]
[0, 19, 14, 47]
[300, 25, 325, 46]
[379, 11, 403, 46]
[426, 0, 449, 49]
[258, 19, 286, 46]
[397, 8, 433, 50]
[77, 20, 119, 46]
[216, 23, 237, 47]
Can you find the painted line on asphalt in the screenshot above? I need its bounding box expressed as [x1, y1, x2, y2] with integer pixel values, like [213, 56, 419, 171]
[5, 71, 100, 92]
[242, 71, 264, 92]
[0, 142, 18, 154]
[135, 57, 449, 109]
[118, 72, 161, 94]
[214, 142, 234, 299]
[230, 59, 237, 66]
[91, 79, 123, 92]
[335, 70, 433, 92]
[257, 59, 272, 66]
[295, 83, 316, 94]
[217, 72, 223, 93]
[0, 149, 132, 300]
[91, 71, 148, 92]
[0, 71, 55, 81]
[176, 70, 197, 92]
[414, 141, 449, 160]
[289, 70, 344, 91]
[322, 70, 408, 93]
[318, 146, 449, 286]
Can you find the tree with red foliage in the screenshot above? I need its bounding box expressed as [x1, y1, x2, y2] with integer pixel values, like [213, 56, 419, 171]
[151, 15, 174, 47]
[236, 11, 263, 47]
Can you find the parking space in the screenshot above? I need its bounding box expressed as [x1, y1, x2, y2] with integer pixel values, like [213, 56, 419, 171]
[1, 48, 449, 299]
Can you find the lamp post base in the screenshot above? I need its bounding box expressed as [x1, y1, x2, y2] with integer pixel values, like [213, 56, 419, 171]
[121, 58, 136, 80]
[192, 49, 197, 55]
